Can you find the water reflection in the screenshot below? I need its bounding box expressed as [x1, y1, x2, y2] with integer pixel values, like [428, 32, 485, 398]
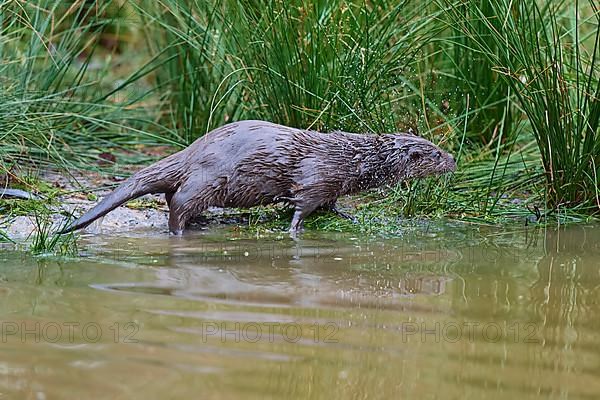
[98, 234, 459, 313]
[530, 226, 600, 384]
[0, 224, 600, 398]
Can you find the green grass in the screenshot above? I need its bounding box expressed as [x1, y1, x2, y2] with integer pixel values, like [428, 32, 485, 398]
[0, 0, 599, 246]
[135, 0, 243, 142]
[439, 0, 516, 146]
[136, 0, 443, 139]
[0, 0, 177, 176]
[0, 197, 78, 256]
[29, 211, 78, 256]
[440, 0, 600, 213]
[224, 0, 437, 133]
[0, 197, 91, 255]
[0, 229, 12, 243]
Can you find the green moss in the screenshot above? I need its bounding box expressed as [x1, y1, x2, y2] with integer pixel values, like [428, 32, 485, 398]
[0, 199, 51, 218]
[125, 198, 164, 210]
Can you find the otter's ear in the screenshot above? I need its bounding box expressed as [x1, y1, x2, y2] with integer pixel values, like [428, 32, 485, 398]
[408, 148, 422, 161]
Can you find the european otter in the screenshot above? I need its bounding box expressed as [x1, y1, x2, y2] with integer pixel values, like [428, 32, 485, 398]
[60, 120, 456, 235]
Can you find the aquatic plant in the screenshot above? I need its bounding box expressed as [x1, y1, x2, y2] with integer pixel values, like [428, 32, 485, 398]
[136, 0, 442, 138]
[440, 0, 600, 213]
[30, 211, 78, 256]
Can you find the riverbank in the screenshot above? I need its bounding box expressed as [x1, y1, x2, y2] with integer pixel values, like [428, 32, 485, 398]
[0, 168, 348, 242]
[1, 165, 595, 246]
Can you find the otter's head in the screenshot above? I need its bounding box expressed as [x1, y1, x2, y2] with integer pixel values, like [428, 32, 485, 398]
[390, 134, 456, 179]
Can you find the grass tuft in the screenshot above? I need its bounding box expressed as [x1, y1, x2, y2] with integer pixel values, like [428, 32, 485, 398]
[30, 211, 78, 256]
[440, 0, 600, 212]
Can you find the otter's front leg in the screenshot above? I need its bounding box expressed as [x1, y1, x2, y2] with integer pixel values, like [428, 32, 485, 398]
[321, 202, 355, 221]
[289, 209, 308, 236]
[289, 162, 333, 236]
[289, 202, 321, 237]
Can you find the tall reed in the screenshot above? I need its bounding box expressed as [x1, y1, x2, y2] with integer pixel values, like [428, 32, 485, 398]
[444, 0, 515, 146]
[226, 0, 438, 133]
[138, 0, 442, 138]
[0, 0, 170, 174]
[441, 0, 600, 212]
[136, 0, 244, 143]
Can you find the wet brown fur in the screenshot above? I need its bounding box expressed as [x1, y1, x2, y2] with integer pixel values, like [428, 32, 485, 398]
[60, 120, 456, 235]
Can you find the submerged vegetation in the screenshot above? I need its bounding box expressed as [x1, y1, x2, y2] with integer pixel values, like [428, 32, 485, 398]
[0, 0, 599, 241]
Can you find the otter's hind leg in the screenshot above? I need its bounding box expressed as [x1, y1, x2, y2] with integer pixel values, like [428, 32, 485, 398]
[165, 192, 174, 208]
[165, 191, 186, 234]
[168, 193, 189, 235]
[167, 179, 212, 235]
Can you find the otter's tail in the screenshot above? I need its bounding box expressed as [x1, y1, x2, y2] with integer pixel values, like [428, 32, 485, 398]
[59, 153, 184, 234]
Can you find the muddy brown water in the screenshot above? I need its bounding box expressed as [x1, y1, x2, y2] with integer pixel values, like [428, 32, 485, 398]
[0, 223, 599, 399]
